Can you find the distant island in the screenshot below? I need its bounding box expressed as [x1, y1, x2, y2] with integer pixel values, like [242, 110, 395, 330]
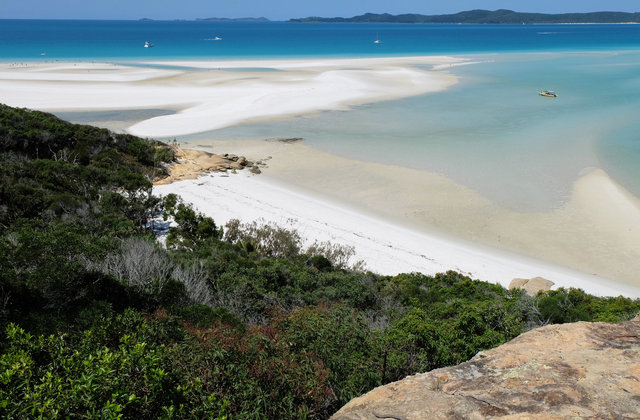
[196, 17, 270, 22]
[289, 9, 640, 24]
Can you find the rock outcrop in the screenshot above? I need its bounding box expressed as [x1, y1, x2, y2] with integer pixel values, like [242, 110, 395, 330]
[331, 315, 640, 419]
[509, 277, 554, 296]
[154, 148, 258, 185]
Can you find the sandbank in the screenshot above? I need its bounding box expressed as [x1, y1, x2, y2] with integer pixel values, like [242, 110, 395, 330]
[0, 56, 460, 138]
[154, 139, 640, 298]
[3, 57, 639, 297]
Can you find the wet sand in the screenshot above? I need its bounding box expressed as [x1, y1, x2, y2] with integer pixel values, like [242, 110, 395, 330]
[3, 57, 639, 297]
[155, 139, 640, 297]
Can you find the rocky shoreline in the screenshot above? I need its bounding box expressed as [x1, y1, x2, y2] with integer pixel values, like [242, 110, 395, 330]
[153, 146, 266, 185]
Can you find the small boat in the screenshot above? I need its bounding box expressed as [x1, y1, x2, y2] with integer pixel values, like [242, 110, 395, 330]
[144, 41, 153, 48]
[213, 36, 223, 41]
[539, 90, 557, 97]
[374, 32, 382, 44]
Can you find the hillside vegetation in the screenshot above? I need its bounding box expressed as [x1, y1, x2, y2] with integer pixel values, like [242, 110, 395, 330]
[1, 103, 638, 418]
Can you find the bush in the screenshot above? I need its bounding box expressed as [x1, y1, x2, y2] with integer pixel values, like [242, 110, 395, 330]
[179, 305, 243, 329]
[224, 218, 302, 259]
[0, 313, 228, 419]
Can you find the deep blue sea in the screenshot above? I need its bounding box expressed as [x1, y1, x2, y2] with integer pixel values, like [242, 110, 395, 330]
[2, 20, 640, 60]
[2, 20, 640, 210]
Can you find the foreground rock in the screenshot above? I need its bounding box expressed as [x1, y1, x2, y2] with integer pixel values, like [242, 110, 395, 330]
[331, 315, 640, 419]
[509, 276, 554, 296]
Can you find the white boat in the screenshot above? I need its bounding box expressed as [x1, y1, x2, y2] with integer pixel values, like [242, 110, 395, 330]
[539, 90, 557, 98]
[144, 41, 153, 48]
[374, 32, 382, 44]
[213, 36, 223, 41]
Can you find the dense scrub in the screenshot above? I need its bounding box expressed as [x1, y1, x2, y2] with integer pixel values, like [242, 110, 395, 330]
[1, 104, 639, 419]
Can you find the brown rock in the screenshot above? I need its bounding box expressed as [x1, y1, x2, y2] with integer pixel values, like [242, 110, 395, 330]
[509, 277, 554, 296]
[153, 147, 258, 185]
[331, 316, 640, 419]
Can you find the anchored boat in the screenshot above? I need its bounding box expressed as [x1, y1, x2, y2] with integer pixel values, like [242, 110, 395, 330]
[539, 90, 557, 97]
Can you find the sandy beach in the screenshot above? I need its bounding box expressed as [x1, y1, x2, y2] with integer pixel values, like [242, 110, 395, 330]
[0, 56, 460, 137]
[2, 57, 640, 297]
[154, 140, 640, 298]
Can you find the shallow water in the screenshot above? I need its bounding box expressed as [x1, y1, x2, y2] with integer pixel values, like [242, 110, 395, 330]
[54, 109, 176, 133]
[55, 108, 175, 123]
[185, 51, 640, 212]
[5, 20, 639, 211]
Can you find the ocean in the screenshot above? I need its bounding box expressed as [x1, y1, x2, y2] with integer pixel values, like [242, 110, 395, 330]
[2, 20, 640, 59]
[2, 20, 640, 210]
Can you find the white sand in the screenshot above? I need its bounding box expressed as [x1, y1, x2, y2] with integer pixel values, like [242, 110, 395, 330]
[0, 56, 460, 138]
[153, 167, 640, 299]
[3, 57, 640, 297]
[178, 140, 640, 294]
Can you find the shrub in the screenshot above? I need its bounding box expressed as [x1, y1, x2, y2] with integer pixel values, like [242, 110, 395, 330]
[0, 313, 227, 419]
[179, 305, 243, 329]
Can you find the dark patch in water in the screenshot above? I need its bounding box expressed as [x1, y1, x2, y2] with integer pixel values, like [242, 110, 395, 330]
[54, 108, 175, 124]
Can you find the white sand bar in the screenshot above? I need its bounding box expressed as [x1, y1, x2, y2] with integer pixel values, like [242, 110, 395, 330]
[3, 57, 640, 298]
[0, 56, 461, 138]
[155, 140, 640, 298]
[154, 169, 640, 299]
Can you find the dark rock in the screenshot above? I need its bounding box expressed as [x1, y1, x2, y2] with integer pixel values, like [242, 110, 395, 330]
[265, 137, 304, 143]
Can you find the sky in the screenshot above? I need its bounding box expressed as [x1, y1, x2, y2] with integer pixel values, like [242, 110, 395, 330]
[1, 1, 638, 21]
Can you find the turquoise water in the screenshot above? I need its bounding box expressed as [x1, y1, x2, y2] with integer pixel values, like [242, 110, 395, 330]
[3, 20, 640, 60]
[2, 20, 640, 210]
[185, 51, 640, 211]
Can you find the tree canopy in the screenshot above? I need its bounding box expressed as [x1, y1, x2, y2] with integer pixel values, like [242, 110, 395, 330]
[1, 104, 638, 418]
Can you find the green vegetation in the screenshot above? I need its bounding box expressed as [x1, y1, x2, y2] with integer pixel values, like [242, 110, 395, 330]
[1, 103, 638, 418]
[290, 9, 640, 24]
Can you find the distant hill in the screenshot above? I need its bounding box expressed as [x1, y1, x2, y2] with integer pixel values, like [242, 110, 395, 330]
[289, 9, 640, 24]
[196, 17, 270, 22]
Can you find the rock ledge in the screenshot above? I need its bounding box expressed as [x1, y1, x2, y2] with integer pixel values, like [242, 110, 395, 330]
[331, 315, 640, 419]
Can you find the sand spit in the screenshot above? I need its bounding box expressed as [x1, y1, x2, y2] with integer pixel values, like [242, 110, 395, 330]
[0, 56, 461, 138]
[3, 57, 639, 297]
[155, 140, 640, 298]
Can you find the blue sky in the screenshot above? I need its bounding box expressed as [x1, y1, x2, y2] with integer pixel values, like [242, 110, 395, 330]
[1, 1, 638, 21]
